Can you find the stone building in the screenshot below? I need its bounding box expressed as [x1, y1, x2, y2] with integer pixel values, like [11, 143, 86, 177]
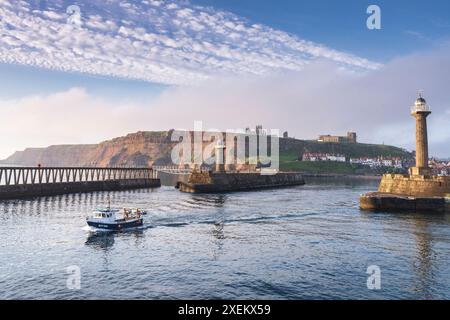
[318, 132, 357, 143]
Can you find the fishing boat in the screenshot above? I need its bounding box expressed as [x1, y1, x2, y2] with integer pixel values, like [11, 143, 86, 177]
[86, 203, 146, 231]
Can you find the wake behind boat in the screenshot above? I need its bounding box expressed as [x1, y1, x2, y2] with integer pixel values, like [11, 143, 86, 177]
[86, 206, 147, 231]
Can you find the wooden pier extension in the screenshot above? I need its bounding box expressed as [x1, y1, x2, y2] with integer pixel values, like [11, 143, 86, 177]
[0, 167, 161, 200]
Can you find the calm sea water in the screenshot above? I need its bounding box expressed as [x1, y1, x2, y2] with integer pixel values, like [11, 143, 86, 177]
[1, 177, 450, 300]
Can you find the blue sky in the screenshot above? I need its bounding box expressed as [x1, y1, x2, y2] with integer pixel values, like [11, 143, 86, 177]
[0, 0, 383, 99]
[0, 0, 450, 158]
[0, 63, 167, 102]
[193, 0, 450, 61]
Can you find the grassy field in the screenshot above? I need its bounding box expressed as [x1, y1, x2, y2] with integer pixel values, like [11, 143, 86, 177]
[291, 140, 412, 159]
[278, 140, 412, 174]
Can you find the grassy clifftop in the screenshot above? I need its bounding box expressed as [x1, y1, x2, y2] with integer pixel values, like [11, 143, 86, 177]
[279, 139, 413, 174]
[280, 139, 412, 159]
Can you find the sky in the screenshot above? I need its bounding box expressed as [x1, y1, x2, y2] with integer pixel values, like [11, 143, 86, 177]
[0, 0, 449, 158]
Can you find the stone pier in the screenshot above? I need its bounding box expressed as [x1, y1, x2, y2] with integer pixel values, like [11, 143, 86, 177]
[177, 171, 305, 193]
[360, 94, 450, 213]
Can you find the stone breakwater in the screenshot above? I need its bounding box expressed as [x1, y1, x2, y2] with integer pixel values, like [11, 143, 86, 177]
[360, 174, 450, 213]
[0, 179, 161, 200]
[176, 172, 305, 193]
[360, 192, 449, 213]
[378, 174, 450, 197]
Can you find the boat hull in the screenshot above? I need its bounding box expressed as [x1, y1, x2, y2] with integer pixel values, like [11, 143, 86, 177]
[87, 218, 143, 230]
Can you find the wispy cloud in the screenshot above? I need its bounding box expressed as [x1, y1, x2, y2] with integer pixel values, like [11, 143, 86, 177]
[0, 0, 380, 85]
[404, 30, 430, 42]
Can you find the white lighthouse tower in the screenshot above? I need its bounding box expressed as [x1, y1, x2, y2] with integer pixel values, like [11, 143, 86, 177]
[215, 139, 226, 173]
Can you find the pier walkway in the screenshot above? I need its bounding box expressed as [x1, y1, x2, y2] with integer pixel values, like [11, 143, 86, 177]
[0, 167, 160, 200]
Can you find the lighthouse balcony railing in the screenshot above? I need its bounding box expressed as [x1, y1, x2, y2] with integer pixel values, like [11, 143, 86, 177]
[411, 105, 431, 113]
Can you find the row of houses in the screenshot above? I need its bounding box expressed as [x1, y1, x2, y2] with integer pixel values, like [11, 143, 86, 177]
[302, 153, 346, 162]
[302, 152, 408, 169]
[349, 157, 404, 169]
[429, 158, 450, 176]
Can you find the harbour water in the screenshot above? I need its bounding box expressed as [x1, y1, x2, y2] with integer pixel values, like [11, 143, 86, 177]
[1, 177, 450, 299]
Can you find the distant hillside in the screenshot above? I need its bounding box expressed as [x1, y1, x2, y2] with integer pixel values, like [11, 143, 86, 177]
[278, 139, 412, 174]
[0, 131, 412, 169]
[1, 131, 175, 167]
[280, 139, 412, 159]
[1, 145, 95, 167]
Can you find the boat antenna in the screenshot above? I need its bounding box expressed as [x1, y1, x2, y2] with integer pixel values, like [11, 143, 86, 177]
[108, 196, 111, 210]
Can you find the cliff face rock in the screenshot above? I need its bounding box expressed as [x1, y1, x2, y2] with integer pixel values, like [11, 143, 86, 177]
[1, 131, 176, 167]
[2, 145, 98, 167]
[89, 131, 176, 167]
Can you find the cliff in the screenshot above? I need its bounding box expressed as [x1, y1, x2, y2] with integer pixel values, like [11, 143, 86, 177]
[1, 131, 176, 167]
[0, 130, 413, 168]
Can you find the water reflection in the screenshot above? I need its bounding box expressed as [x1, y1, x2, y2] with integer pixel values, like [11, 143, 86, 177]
[190, 194, 227, 207]
[411, 216, 438, 299]
[197, 194, 227, 260]
[212, 222, 225, 240]
[305, 176, 381, 188]
[0, 188, 158, 220]
[362, 210, 447, 299]
[85, 232, 116, 251]
[85, 229, 145, 251]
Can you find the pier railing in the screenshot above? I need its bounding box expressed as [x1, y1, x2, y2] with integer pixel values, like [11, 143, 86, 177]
[152, 165, 192, 174]
[0, 167, 156, 186]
